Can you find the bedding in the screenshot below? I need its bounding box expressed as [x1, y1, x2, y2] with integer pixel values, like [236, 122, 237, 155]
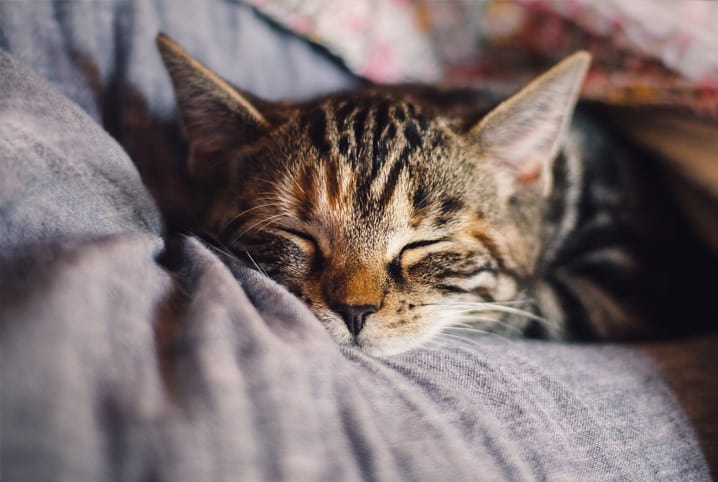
[248, 0, 718, 116]
[1, 1, 717, 480]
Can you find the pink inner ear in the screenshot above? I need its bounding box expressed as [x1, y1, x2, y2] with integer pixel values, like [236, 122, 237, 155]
[517, 165, 542, 184]
[502, 155, 543, 185]
[472, 53, 590, 194]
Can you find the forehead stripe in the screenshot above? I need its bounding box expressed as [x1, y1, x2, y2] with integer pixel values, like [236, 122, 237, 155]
[306, 107, 331, 156]
[352, 107, 368, 148]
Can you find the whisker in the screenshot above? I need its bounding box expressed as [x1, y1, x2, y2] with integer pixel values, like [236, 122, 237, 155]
[441, 302, 557, 328]
[426, 336, 466, 351]
[447, 320, 523, 340]
[423, 339, 452, 351]
[204, 240, 244, 265]
[255, 173, 307, 206]
[243, 250, 268, 277]
[285, 168, 309, 197]
[447, 322, 482, 329]
[421, 299, 531, 309]
[222, 202, 285, 234]
[445, 317, 519, 336]
[452, 312, 521, 333]
[443, 326, 510, 341]
[232, 213, 287, 243]
[437, 333, 487, 350]
[253, 176, 287, 192]
[197, 232, 271, 278]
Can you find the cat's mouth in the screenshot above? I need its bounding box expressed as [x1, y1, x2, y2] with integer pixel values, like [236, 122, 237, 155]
[315, 307, 438, 356]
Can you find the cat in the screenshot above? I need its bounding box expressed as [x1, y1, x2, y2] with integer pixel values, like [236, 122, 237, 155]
[155, 34, 717, 356]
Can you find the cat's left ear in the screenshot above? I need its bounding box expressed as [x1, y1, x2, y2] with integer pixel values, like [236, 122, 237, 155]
[156, 34, 273, 181]
[470, 52, 591, 196]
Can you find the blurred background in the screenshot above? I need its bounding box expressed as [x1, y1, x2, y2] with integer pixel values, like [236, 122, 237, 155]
[250, 0, 718, 114]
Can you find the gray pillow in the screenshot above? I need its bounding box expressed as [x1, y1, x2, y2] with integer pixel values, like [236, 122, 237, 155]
[0, 48, 160, 250]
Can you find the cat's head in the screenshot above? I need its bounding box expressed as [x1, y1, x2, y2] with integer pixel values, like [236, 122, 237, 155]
[157, 34, 590, 355]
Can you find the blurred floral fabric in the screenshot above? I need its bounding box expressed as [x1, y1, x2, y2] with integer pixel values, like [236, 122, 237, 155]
[247, 0, 718, 116]
[247, 0, 442, 81]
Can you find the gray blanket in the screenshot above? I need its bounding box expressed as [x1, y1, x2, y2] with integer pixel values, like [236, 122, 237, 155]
[1, 1, 716, 480]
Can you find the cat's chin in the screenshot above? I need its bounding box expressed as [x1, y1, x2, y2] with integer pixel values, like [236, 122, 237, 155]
[334, 332, 422, 357]
[355, 341, 417, 357]
[353, 333, 432, 357]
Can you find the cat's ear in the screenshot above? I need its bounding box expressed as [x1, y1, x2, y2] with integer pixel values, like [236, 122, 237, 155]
[156, 34, 271, 181]
[470, 52, 591, 196]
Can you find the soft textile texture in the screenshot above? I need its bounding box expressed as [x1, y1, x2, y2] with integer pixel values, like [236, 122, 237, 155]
[1, 1, 716, 480]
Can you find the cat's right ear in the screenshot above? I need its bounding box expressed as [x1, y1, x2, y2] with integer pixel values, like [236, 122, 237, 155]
[469, 52, 590, 199]
[156, 34, 271, 181]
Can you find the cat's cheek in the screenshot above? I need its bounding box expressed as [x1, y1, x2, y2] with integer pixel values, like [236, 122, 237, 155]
[267, 259, 318, 296]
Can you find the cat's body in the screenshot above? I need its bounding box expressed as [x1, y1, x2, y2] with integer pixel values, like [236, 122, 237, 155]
[156, 35, 716, 355]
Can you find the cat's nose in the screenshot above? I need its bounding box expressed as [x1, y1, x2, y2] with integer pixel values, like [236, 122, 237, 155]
[333, 304, 377, 337]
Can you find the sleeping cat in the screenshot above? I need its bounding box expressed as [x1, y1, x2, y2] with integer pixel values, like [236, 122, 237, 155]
[156, 34, 716, 356]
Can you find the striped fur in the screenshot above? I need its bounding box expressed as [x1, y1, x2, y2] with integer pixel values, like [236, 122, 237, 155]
[158, 35, 717, 355]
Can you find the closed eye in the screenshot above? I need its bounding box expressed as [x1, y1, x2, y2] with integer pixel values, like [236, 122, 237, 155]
[399, 238, 451, 266]
[400, 238, 446, 255]
[275, 227, 320, 253]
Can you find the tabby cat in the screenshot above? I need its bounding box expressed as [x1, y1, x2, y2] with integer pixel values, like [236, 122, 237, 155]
[156, 34, 716, 356]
